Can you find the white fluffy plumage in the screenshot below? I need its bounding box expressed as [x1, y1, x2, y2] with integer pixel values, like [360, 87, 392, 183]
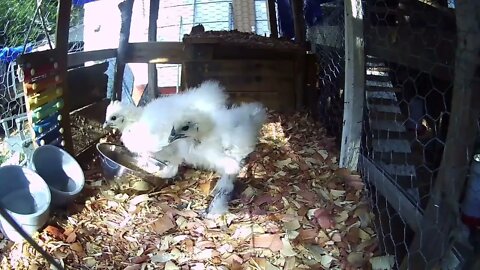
[104, 80, 267, 216]
[168, 102, 267, 215]
[103, 80, 229, 178]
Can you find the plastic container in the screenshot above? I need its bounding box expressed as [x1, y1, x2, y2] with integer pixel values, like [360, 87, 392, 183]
[30, 145, 85, 207]
[461, 153, 480, 227]
[0, 165, 51, 243]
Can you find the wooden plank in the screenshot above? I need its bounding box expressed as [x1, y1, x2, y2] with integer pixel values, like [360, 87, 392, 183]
[366, 91, 397, 100]
[195, 60, 295, 78]
[267, 0, 278, 38]
[146, 0, 160, 100]
[340, 0, 365, 170]
[370, 120, 406, 132]
[67, 49, 117, 67]
[365, 25, 456, 81]
[55, 0, 74, 154]
[126, 42, 185, 64]
[71, 99, 110, 126]
[212, 44, 303, 60]
[366, 74, 391, 82]
[368, 104, 402, 114]
[400, 0, 480, 268]
[228, 91, 295, 111]
[293, 54, 306, 110]
[359, 155, 422, 232]
[67, 62, 108, 112]
[112, 0, 134, 101]
[373, 139, 411, 153]
[194, 74, 295, 93]
[290, 0, 306, 46]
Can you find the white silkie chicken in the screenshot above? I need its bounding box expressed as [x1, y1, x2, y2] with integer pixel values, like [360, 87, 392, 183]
[166, 102, 267, 216]
[103, 80, 229, 177]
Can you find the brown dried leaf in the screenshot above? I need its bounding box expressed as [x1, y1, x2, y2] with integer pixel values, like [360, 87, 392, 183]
[43, 225, 65, 241]
[198, 181, 212, 195]
[131, 254, 150, 264]
[314, 208, 335, 229]
[152, 215, 176, 235]
[70, 242, 84, 254]
[252, 234, 283, 252]
[347, 252, 367, 268]
[298, 229, 318, 243]
[65, 231, 77, 243]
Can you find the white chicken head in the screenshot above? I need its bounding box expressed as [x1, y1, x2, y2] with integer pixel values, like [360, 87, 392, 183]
[103, 100, 137, 131]
[168, 111, 214, 144]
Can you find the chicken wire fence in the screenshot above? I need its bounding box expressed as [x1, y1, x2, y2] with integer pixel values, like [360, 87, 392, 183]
[307, 0, 345, 147]
[0, 0, 83, 163]
[359, 0, 480, 268]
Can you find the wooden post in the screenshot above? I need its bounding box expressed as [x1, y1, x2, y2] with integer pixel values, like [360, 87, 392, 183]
[55, 0, 74, 154]
[112, 0, 134, 101]
[400, 0, 480, 268]
[267, 0, 278, 38]
[339, 0, 365, 170]
[290, 0, 306, 46]
[146, 0, 159, 99]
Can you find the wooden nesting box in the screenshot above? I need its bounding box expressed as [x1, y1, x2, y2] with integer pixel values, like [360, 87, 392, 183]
[182, 31, 306, 111]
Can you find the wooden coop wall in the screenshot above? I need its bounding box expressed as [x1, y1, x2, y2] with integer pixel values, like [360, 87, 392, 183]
[182, 43, 302, 111]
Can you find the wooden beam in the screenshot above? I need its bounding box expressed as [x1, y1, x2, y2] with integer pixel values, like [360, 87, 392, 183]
[125, 42, 185, 64]
[267, 0, 278, 38]
[340, 0, 365, 170]
[290, 0, 306, 46]
[55, 0, 74, 154]
[359, 155, 422, 232]
[400, 0, 480, 268]
[67, 49, 117, 67]
[112, 0, 134, 101]
[365, 25, 456, 81]
[67, 62, 109, 111]
[146, 0, 160, 101]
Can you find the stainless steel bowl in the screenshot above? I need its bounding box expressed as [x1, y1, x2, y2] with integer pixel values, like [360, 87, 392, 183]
[96, 142, 168, 181]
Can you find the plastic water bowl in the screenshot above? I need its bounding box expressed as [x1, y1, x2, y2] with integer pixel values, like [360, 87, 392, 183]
[96, 142, 167, 181]
[31, 145, 85, 207]
[0, 165, 51, 243]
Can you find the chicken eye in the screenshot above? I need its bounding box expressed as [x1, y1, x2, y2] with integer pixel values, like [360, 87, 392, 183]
[111, 116, 117, 121]
[181, 125, 189, 131]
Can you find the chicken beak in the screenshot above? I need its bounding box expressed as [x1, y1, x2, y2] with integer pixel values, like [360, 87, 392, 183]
[168, 126, 187, 143]
[102, 122, 109, 129]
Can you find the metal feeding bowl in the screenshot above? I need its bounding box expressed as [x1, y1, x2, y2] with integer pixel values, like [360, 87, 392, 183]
[96, 142, 168, 183]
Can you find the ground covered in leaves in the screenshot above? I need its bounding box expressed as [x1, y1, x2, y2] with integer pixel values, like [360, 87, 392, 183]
[0, 111, 384, 270]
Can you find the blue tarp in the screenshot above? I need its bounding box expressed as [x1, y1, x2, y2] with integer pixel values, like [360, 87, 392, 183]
[72, 0, 97, 7]
[0, 44, 33, 64]
[276, 0, 338, 39]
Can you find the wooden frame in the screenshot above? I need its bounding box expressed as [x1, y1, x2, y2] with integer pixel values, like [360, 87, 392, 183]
[340, 0, 365, 170]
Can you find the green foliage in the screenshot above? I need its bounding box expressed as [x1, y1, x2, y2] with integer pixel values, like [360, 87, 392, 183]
[0, 0, 83, 48]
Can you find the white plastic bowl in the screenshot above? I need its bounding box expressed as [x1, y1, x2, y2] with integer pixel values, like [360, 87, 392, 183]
[31, 145, 85, 207]
[0, 165, 51, 243]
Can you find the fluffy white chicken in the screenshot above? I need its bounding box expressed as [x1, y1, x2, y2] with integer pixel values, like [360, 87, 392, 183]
[167, 102, 267, 216]
[103, 80, 229, 178]
[103, 80, 228, 133]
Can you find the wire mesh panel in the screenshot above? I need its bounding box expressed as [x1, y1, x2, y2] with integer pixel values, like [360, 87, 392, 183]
[359, 0, 480, 268]
[306, 0, 345, 146]
[0, 0, 63, 164]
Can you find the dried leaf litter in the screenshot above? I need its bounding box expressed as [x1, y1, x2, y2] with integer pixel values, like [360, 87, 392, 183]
[0, 111, 381, 270]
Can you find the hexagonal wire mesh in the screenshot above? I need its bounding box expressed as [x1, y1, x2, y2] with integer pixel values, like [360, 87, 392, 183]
[360, 0, 479, 268]
[306, 0, 345, 147]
